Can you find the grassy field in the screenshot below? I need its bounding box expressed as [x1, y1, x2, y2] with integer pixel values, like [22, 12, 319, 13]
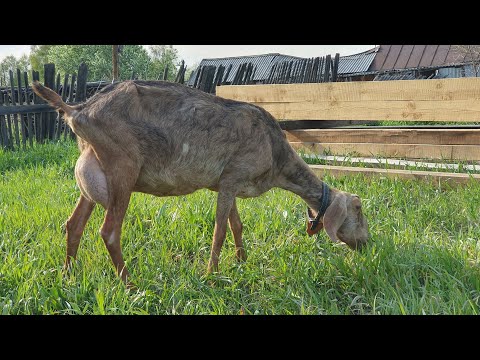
[1, 141, 480, 315]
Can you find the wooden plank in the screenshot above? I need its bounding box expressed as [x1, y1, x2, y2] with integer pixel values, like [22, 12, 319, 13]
[163, 64, 169, 81]
[16, 69, 26, 148]
[64, 74, 73, 140]
[303, 154, 480, 172]
[44, 63, 56, 140]
[53, 73, 62, 140]
[9, 70, 20, 148]
[23, 71, 34, 147]
[31, 70, 42, 143]
[61, 74, 69, 101]
[68, 73, 76, 103]
[3, 94, 14, 149]
[75, 63, 88, 102]
[290, 142, 480, 161]
[217, 80, 480, 121]
[247, 99, 480, 122]
[331, 53, 339, 82]
[217, 78, 480, 103]
[317, 57, 324, 83]
[323, 54, 331, 83]
[3, 93, 15, 150]
[112, 45, 119, 81]
[0, 93, 9, 149]
[64, 73, 77, 139]
[309, 164, 480, 186]
[0, 105, 58, 117]
[285, 128, 480, 145]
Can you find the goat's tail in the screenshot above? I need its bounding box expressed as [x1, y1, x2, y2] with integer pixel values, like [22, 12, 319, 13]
[32, 81, 75, 116]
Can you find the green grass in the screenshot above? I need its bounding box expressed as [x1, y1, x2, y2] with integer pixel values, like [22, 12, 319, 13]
[1, 141, 480, 314]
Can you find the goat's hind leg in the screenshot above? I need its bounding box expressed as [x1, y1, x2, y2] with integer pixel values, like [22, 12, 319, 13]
[208, 191, 236, 274]
[64, 195, 95, 270]
[229, 199, 246, 262]
[99, 191, 134, 287]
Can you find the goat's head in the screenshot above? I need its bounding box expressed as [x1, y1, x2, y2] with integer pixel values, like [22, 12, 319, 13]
[306, 189, 369, 250]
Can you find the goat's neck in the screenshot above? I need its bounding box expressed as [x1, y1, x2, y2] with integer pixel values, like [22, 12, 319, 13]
[275, 150, 329, 213]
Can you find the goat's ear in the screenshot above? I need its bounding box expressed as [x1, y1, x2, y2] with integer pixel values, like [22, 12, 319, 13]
[323, 192, 348, 243]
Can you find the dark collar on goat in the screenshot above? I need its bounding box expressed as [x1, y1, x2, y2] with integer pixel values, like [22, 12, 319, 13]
[308, 183, 330, 231]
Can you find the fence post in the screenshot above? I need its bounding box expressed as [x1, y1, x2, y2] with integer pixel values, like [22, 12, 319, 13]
[44, 63, 56, 140]
[75, 63, 88, 102]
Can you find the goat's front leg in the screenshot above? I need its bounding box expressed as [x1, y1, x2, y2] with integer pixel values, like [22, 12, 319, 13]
[208, 191, 236, 274]
[64, 195, 96, 270]
[229, 199, 246, 262]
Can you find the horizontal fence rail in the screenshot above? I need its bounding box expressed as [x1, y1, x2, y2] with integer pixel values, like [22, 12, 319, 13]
[217, 78, 480, 122]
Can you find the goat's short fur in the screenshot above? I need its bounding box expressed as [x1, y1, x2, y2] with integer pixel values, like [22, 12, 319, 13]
[32, 80, 369, 288]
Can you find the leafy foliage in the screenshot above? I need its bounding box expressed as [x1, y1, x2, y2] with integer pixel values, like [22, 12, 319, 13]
[0, 54, 30, 87]
[29, 45, 179, 82]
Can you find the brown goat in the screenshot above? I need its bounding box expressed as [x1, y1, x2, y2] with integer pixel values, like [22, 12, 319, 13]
[32, 80, 369, 288]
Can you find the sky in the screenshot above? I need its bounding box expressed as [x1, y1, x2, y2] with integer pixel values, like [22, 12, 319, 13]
[0, 45, 375, 67]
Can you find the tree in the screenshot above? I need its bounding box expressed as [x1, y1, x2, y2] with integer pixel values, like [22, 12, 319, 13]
[452, 45, 480, 77]
[0, 54, 30, 87]
[184, 61, 199, 84]
[43, 45, 154, 81]
[25, 45, 182, 83]
[148, 45, 179, 80]
[29, 45, 54, 78]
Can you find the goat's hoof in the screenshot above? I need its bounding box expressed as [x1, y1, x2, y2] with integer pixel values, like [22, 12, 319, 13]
[63, 262, 73, 273]
[207, 262, 219, 275]
[125, 281, 138, 291]
[236, 249, 247, 262]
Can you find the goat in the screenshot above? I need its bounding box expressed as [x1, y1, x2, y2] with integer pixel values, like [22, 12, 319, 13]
[32, 80, 369, 288]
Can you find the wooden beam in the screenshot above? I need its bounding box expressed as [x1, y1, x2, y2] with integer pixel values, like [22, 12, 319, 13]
[112, 45, 119, 81]
[309, 164, 480, 186]
[302, 154, 480, 171]
[250, 99, 480, 122]
[217, 78, 480, 103]
[0, 104, 62, 116]
[216, 78, 480, 122]
[290, 142, 480, 161]
[285, 128, 480, 145]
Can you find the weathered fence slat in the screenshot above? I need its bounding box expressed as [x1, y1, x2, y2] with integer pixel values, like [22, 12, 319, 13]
[44, 64, 56, 140]
[68, 73, 76, 103]
[163, 65, 169, 81]
[75, 63, 88, 102]
[16, 69, 26, 148]
[332, 53, 340, 82]
[0, 93, 10, 149]
[9, 70, 20, 148]
[4, 94, 14, 149]
[23, 71, 34, 147]
[31, 70, 43, 143]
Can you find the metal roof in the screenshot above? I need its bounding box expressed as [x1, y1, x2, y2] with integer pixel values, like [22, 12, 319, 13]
[337, 47, 378, 75]
[186, 53, 303, 85]
[369, 45, 480, 72]
[373, 70, 424, 81]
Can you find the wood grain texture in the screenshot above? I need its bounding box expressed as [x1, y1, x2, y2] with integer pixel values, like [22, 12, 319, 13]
[290, 142, 480, 161]
[309, 164, 480, 186]
[285, 128, 480, 145]
[217, 78, 480, 121]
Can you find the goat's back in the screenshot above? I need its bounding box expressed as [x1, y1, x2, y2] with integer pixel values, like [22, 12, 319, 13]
[72, 80, 291, 197]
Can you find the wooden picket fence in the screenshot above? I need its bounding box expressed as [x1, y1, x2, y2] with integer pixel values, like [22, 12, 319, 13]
[0, 63, 87, 150]
[0, 60, 188, 151]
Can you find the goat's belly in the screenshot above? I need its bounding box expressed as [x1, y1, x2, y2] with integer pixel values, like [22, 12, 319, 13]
[134, 168, 219, 197]
[75, 149, 109, 207]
